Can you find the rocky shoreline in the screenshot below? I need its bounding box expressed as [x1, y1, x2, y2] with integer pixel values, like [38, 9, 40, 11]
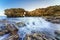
[41, 16, 60, 24]
[0, 18, 60, 40]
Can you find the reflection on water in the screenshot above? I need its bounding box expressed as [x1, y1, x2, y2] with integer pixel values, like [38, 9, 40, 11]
[0, 17, 60, 40]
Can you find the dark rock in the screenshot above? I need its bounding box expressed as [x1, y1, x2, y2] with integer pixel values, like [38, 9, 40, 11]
[16, 22, 26, 27]
[45, 16, 60, 24]
[55, 30, 60, 35]
[55, 30, 60, 40]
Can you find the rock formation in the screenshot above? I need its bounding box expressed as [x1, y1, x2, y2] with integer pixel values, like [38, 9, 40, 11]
[4, 5, 60, 23]
[0, 23, 19, 40]
[24, 32, 56, 40]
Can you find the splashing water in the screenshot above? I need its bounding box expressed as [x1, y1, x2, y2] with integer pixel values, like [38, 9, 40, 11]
[0, 17, 60, 40]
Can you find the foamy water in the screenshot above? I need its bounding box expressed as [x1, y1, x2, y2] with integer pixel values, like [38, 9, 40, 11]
[0, 17, 60, 40]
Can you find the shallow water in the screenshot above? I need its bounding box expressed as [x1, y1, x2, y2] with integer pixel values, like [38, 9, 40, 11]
[0, 17, 60, 40]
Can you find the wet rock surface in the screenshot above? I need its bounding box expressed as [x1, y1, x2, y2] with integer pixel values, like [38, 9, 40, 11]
[0, 23, 19, 40]
[54, 30, 60, 40]
[24, 32, 57, 40]
[45, 16, 60, 24]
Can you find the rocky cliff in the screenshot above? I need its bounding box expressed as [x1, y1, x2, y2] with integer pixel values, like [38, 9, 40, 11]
[4, 5, 60, 23]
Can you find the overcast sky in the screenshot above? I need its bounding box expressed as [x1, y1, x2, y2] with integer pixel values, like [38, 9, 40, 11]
[0, 0, 60, 16]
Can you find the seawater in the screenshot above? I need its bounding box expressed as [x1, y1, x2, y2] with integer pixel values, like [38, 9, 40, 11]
[0, 16, 60, 40]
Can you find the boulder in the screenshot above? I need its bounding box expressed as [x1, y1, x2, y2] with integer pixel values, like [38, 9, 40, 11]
[16, 22, 26, 27]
